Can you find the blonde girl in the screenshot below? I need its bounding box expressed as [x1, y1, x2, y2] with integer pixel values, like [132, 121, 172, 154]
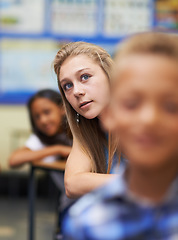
[53, 42, 118, 199]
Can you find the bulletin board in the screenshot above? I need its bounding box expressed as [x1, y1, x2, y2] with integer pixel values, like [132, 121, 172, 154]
[0, 0, 158, 104]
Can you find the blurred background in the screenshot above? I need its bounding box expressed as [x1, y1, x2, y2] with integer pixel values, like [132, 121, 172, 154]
[0, 0, 178, 239]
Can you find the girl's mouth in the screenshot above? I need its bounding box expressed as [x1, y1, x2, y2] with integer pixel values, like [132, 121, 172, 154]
[80, 100, 93, 108]
[134, 135, 161, 148]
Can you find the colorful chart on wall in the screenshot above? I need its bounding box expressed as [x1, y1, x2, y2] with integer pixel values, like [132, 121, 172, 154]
[155, 0, 178, 30]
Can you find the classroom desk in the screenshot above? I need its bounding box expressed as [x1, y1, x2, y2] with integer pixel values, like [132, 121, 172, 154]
[28, 160, 66, 240]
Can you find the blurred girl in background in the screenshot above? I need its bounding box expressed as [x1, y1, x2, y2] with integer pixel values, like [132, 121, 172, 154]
[9, 89, 72, 225]
[9, 88, 72, 168]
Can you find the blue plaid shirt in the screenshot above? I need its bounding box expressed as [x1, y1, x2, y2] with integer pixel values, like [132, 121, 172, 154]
[62, 171, 178, 240]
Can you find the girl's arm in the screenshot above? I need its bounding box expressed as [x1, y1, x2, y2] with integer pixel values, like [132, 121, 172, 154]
[9, 145, 71, 168]
[64, 137, 114, 199]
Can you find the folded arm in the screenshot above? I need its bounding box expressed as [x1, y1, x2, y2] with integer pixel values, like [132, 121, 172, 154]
[9, 145, 71, 168]
[64, 137, 114, 199]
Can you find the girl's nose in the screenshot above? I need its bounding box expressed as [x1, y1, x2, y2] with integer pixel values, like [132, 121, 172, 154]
[139, 105, 159, 127]
[73, 83, 85, 97]
[39, 114, 48, 125]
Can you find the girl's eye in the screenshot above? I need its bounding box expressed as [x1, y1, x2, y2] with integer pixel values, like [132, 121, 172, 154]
[81, 74, 91, 81]
[44, 109, 51, 115]
[164, 102, 178, 114]
[63, 82, 73, 91]
[121, 99, 140, 110]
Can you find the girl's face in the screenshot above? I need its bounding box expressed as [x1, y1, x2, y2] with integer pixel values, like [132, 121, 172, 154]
[110, 55, 178, 170]
[59, 55, 110, 119]
[31, 97, 64, 136]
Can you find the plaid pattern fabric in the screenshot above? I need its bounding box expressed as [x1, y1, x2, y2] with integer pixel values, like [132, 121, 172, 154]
[62, 172, 178, 240]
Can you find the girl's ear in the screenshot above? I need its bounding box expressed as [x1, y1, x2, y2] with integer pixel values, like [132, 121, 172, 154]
[100, 106, 117, 132]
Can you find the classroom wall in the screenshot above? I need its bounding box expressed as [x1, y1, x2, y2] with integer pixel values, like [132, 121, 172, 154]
[0, 105, 31, 172]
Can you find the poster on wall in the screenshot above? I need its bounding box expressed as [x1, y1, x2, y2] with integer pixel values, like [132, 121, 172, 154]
[103, 0, 153, 37]
[0, 39, 64, 102]
[51, 0, 98, 36]
[0, 0, 45, 34]
[155, 0, 178, 30]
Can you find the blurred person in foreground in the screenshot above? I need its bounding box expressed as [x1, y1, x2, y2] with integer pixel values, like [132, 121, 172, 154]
[62, 32, 178, 239]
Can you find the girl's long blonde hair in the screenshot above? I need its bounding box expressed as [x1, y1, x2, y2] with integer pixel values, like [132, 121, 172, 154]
[53, 42, 116, 173]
